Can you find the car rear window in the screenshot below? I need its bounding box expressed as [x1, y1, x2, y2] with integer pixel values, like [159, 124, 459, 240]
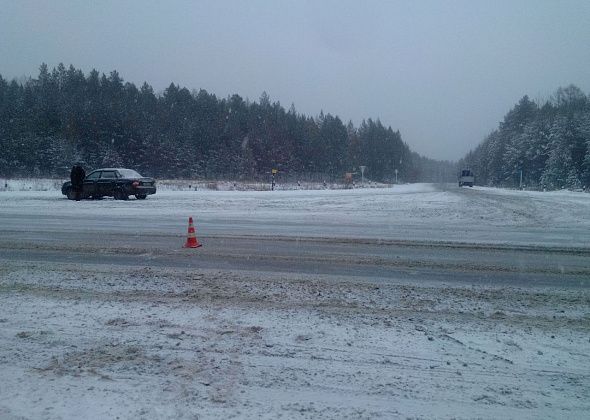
[117, 169, 143, 178]
[100, 171, 118, 179]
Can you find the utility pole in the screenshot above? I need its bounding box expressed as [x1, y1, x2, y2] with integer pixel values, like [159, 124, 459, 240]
[519, 170, 523, 189]
[271, 168, 278, 191]
[359, 166, 366, 186]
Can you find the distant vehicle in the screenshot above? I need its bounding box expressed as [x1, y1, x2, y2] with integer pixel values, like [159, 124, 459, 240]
[458, 169, 474, 187]
[61, 168, 156, 200]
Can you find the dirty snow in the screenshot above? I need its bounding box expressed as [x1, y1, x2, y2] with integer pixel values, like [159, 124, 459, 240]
[1, 262, 588, 419]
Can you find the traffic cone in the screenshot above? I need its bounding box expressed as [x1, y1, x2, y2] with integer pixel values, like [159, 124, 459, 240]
[183, 217, 202, 248]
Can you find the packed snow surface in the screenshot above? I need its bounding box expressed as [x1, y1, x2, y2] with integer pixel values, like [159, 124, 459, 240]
[1, 182, 589, 247]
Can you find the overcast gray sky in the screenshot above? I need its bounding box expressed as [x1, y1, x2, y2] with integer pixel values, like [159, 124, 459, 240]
[1, 0, 589, 161]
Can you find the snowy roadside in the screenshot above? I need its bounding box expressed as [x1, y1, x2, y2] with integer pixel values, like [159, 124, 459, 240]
[1, 261, 588, 419]
[0, 177, 392, 192]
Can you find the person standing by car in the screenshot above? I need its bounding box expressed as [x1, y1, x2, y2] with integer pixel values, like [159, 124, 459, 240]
[70, 163, 86, 201]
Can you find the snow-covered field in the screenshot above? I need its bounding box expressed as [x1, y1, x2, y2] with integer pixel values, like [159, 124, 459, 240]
[0, 184, 589, 419]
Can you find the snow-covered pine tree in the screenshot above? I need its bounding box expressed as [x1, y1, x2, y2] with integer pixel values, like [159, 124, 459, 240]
[540, 117, 576, 189]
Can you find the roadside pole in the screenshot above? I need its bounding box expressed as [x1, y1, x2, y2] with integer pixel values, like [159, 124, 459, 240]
[360, 166, 366, 187]
[271, 168, 278, 191]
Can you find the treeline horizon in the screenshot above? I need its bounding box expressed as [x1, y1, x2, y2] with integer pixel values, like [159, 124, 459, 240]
[459, 85, 590, 190]
[0, 63, 455, 183]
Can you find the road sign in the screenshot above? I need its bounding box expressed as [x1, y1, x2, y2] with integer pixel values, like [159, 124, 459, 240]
[271, 168, 278, 174]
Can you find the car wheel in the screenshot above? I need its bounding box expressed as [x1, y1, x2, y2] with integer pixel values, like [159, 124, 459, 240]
[66, 188, 76, 200]
[114, 189, 128, 200]
[135, 194, 147, 200]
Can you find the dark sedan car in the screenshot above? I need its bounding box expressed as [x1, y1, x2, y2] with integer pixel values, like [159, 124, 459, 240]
[62, 168, 156, 200]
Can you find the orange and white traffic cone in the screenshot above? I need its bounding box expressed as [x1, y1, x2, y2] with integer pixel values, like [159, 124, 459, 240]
[183, 217, 202, 248]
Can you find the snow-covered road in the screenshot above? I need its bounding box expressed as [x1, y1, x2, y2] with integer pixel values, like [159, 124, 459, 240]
[0, 183, 589, 418]
[1, 182, 590, 246]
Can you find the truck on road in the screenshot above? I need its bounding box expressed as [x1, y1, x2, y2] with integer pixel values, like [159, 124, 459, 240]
[459, 169, 474, 187]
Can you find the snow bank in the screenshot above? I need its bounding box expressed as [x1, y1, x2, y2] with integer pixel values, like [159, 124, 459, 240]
[0, 177, 392, 192]
[0, 178, 63, 192]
